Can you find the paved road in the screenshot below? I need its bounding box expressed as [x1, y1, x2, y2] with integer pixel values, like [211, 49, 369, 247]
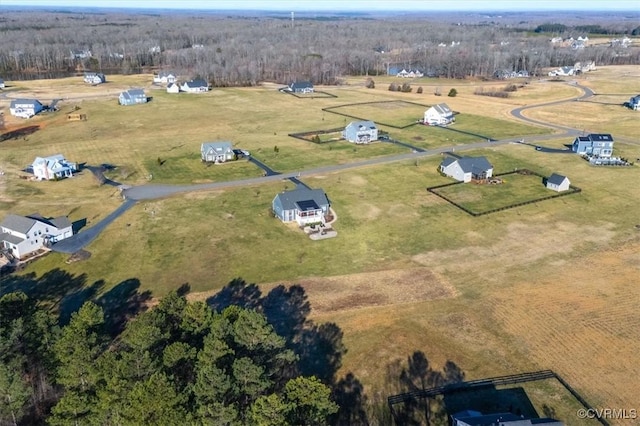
[53, 80, 597, 252]
[51, 199, 137, 253]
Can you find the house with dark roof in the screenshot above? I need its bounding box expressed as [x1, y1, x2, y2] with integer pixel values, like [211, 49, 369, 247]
[153, 71, 178, 84]
[343, 120, 378, 144]
[201, 142, 235, 163]
[83, 72, 106, 85]
[9, 99, 44, 118]
[424, 103, 454, 125]
[440, 156, 493, 182]
[546, 173, 571, 192]
[0, 214, 73, 259]
[288, 81, 314, 94]
[32, 154, 77, 181]
[272, 186, 331, 226]
[572, 133, 613, 157]
[181, 79, 209, 93]
[629, 95, 640, 110]
[452, 410, 564, 426]
[118, 88, 147, 106]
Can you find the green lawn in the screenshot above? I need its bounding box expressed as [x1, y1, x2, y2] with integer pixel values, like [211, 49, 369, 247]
[431, 171, 568, 214]
[324, 100, 428, 127]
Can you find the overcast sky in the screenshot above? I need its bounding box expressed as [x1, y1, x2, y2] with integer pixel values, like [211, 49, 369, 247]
[1, 0, 638, 11]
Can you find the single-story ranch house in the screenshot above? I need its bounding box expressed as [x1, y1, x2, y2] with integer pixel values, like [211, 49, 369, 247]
[201, 141, 235, 163]
[153, 71, 178, 84]
[32, 154, 77, 180]
[0, 213, 73, 259]
[572, 133, 614, 157]
[272, 186, 331, 226]
[424, 103, 454, 126]
[9, 98, 44, 118]
[546, 173, 571, 192]
[118, 88, 147, 106]
[181, 79, 209, 93]
[440, 156, 493, 182]
[287, 81, 314, 93]
[83, 72, 106, 84]
[343, 120, 378, 144]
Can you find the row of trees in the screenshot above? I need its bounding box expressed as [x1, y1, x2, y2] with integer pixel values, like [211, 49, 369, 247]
[1, 10, 639, 84]
[1, 270, 470, 425]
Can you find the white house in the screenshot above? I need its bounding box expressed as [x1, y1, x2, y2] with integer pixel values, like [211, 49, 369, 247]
[0, 78, 5, 89]
[629, 95, 640, 110]
[424, 103, 454, 126]
[83, 72, 106, 84]
[153, 71, 177, 84]
[181, 79, 209, 93]
[118, 89, 147, 106]
[440, 156, 493, 183]
[272, 186, 331, 226]
[201, 142, 235, 163]
[546, 173, 571, 192]
[166, 82, 180, 94]
[32, 155, 77, 180]
[343, 120, 378, 144]
[9, 99, 44, 118]
[0, 213, 73, 259]
[287, 81, 314, 93]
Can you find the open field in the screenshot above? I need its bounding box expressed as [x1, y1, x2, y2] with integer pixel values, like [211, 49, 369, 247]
[2, 68, 640, 423]
[324, 100, 428, 127]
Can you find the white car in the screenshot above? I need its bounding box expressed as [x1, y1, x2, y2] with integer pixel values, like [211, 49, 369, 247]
[241, 150, 251, 157]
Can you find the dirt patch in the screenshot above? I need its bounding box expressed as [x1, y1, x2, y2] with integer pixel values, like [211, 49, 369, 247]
[280, 268, 458, 314]
[66, 249, 91, 263]
[186, 267, 458, 314]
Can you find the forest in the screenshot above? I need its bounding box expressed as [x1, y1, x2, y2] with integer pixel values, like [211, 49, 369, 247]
[0, 9, 639, 84]
[0, 272, 463, 425]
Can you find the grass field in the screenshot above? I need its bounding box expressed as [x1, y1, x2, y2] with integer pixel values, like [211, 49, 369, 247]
[2, 68, 640, 424]
[324, 100, 428, 127]
[430, 171, 575, 215]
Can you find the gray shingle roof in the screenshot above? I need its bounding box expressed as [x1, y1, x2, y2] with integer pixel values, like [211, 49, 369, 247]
[453, 156, 493, 173]
[547, 173, 568, 185]
[346, 120, 377, 132]
[275, 187, 329, 211]
[290, 81, 313, 90]
[201, 141, 232, 153]
[10, 98, 42, 108]
[184, 79, 208, 88]
[0, 214, 37, 234]
[432, 103, 452, 116]
[0, 232, 24, 245]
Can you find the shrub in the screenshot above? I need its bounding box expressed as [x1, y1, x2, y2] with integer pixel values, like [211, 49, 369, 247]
[388, 82, 398, 91]
[448, 88, 457, 97]
[401, 82, 412, 93]
[416, 86, 423, 94]
[365, 77, 375, 89]
[503, 84, 518, 92]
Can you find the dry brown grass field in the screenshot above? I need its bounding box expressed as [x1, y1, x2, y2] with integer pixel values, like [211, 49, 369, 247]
[2, 67, 640, 424]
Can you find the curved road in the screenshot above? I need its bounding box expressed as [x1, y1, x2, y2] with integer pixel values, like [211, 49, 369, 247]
[53, 80, 594, 253]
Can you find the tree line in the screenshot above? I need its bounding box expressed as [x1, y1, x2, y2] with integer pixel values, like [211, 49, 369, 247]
[0, 269, 469, 425]
[0, 10, 639, 84]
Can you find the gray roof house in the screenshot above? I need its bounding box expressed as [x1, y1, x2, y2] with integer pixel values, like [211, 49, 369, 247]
[118, 88, 147, 106]
[572, 133, 613, 158]
[0, 213, 73, 259]
[440, 156, 493, 182]
[546, 173, 571, 192]
[272, 186, 330, 227]
[83, 72, 106, 84]
[32, 154, 77, 181]
[424, 103, 454, 125]
[153, 71, 178, 84]
[343, 120, 378, 144]
[9, 98, 44, 118]
[288, 81, 314, 93]
[629, 94, 640, 110]
[201, 141, 235, 163]
[181, 79, 209, 93]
